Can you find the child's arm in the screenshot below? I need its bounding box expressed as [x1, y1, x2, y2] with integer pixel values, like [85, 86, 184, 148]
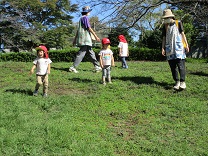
[30, 64, 36, 75]
[99, 55, 103, 68]
[111, 55, 115, 67]
[118, 47, 122, 56]
[47, 63, 51, 74]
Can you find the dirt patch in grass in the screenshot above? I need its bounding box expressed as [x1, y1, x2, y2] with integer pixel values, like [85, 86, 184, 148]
[108, 112, 139, 141]
[52, 86, 88, 95]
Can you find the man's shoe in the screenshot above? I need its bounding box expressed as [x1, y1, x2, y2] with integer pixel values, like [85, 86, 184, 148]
[95, 66, 102, 72]
[69, 67, 78, 73]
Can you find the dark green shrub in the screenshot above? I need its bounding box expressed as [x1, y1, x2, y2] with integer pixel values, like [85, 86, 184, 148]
[0, 47, 165, 62]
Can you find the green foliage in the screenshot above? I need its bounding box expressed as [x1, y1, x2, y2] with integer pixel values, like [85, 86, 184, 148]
[0, 61, 208, 155]
[42, 26, 75, 49]
[0, 47, 165, 62]
[0, 0, 78, 50]
[108, 27, 134, 46]
[138, 29, 162, 49]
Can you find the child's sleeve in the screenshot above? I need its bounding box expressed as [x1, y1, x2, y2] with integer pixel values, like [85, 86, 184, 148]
[33, 58, 38, 65]
[48, 58, 52, 64]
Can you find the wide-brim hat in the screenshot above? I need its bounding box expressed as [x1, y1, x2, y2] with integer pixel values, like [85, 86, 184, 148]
[162, 9, 175, 19]
[82, 6, 92, 13]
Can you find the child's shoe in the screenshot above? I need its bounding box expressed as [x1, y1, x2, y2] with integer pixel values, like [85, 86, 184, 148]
[33, 90, 38, 96]
[43, 93, 48, 97]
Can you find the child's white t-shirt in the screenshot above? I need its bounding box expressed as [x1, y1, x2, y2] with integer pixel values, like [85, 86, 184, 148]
[118, 42, 128, 57]
[99, 49, 113, 66]
[33, 58, 52, 75]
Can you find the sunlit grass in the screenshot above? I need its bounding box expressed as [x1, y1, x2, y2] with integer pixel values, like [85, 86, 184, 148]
[0, 60, 208, 155]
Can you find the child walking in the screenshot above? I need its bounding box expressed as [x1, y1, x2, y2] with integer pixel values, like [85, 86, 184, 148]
[118, 34, 129, 69]
[99, 38, 115, 85]
[30, 45, 52, 97]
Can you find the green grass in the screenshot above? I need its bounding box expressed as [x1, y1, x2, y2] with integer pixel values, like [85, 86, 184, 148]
[0, 60, 208, 156]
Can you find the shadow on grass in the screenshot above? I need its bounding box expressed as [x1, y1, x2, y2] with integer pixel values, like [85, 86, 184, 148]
[190, 71, 208, 77]
[51, 67, 69, 72]
[113, 76, 172, 90]
[68, 78, 93, 83]
[5, 88, 33, 95]
[52, 67, 94, 72]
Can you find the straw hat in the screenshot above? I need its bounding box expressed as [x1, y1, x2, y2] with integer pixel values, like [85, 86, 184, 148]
[162, 9, 175, 19]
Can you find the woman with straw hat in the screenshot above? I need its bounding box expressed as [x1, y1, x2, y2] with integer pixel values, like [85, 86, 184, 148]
[161, 9, 189, 90]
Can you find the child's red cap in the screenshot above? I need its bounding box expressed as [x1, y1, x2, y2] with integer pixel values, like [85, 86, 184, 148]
[35, 45, 49, 58]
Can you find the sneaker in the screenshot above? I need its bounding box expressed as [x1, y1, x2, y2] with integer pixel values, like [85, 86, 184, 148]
[180, 82, 186, 90]
[109, 81, 113, 84]
[43, 93, 48, 97]
[95, 66, 102, 72]
[102, 82, 106, 85]
[69, 67, 78, 73]
[33, 90, 38, 96]
[173, 81, 180, 90]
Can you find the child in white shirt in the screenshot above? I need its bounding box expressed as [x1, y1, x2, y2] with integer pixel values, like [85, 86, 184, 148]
[118, 35, 129, 69]
[30, 45, 52, 97]
[99, 38, 115, 85]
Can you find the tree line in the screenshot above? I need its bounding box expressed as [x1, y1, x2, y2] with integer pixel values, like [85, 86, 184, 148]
[0, 0, 207, 53]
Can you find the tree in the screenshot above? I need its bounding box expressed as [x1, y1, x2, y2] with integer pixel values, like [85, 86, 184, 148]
[0, 0, 78, 51]
[108, 27, 133, 47]
[75, 0, 208, 28]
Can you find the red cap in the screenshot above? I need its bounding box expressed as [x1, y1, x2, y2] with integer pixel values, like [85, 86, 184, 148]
[35, 45, 49, 58]
[102, 38, 110, 45]
[118, 35, 127, 43]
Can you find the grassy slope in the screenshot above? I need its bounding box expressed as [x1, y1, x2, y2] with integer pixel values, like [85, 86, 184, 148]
[0, 60, 208, 156]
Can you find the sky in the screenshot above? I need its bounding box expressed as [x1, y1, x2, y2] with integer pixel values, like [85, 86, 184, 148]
[70, 0, 112, 23]
[70, 0, 168, 41]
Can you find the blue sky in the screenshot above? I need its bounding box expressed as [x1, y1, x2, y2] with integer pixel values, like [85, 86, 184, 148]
[70, 0, 112, 23]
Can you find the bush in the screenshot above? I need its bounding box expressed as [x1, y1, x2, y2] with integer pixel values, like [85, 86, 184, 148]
[0, 47, 165, 62]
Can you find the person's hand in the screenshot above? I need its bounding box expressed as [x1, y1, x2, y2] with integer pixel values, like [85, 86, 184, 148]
[95, 36, 100, 42]
[162, 48, 166, 56]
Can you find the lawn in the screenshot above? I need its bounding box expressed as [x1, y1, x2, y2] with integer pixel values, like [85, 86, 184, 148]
[0, 60, 208, 156]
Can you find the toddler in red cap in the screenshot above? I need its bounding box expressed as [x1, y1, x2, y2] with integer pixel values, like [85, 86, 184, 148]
[98, 38, 115, 85]
[30, 45, 52, 97]
[118, 34, 129, 69]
